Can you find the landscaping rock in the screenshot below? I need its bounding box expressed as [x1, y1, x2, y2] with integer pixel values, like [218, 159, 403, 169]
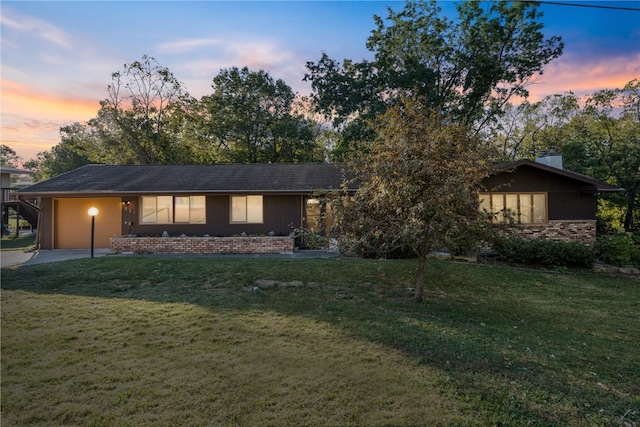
[619, 266, 640, 275]
[254, 279, 304, 289]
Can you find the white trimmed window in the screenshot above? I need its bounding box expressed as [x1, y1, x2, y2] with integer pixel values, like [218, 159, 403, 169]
[231, 195, 263, 224]
[479, 193, 547, 224]
[141, 196, 206, 224]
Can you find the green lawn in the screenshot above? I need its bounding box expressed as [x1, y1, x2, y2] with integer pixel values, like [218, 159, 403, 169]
[0, 234, 36, 251]
[1, 257, 638, 426]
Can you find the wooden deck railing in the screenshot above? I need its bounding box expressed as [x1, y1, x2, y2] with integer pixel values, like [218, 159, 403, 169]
[1, 188, 39, 208]
[1, 188, 18, 203]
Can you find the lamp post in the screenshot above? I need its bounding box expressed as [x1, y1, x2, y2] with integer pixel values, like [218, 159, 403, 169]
[88, 207, 99, 258]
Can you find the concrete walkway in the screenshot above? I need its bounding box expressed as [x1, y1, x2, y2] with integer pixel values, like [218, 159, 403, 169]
[1, 248, 112, 268]
[1, 248, 339, 268]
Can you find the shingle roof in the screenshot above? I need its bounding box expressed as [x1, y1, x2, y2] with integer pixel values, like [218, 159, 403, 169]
[18, 163, 352, 196]
[18, 160, 623, 197]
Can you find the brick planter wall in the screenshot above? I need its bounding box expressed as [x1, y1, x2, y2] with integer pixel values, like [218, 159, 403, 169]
[503, 220, 597, 246]
[110, 235, 295, 254]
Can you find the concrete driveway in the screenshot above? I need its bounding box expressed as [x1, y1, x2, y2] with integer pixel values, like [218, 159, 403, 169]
[1, 249, 112, 268]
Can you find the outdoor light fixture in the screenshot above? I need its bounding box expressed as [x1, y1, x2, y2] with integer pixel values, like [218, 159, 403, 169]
[122, 200, 133, 214]
[88, 207, 99, 258]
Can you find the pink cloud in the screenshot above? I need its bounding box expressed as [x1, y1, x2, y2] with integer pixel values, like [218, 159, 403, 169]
[0, 80, 100, 161]
[527, 53, 640, 101]
[1, 80, 99, 120]
[1, 115, 62, 162]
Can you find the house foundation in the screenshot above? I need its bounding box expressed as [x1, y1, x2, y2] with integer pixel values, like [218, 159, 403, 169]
[503, 220, 597, 246]
[110, 235, 295, 254]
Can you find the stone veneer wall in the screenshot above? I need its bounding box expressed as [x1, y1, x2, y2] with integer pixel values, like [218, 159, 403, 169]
[504, 220, 597, 246]
[111, 236, 295, 254]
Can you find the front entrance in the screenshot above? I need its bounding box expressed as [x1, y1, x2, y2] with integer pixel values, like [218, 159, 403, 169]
[54, 198, 121, 249]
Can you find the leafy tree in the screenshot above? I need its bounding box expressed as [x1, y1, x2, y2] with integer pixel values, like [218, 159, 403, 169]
[335, 96, 492, 302]
[1, 145, 21, 167]
[70, 55, 194, 164]
[490, 79, 640, 232]
[196, 67, 321, 163]
[489, 94, 580, 161]
[305, 0, 563, 158]
[23, 135, 91, 182]
[568, 80, 640, 231]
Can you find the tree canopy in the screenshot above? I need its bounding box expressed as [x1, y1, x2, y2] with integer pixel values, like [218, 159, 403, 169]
[490, 79, 640, 232]
[194, 67, 323, 163]
[23, 135, 91, 182]
[82, 55, 194, 164]
[335, 96, 492, 301]
[1, 145, 21, 168]
[26, 58, 329, 177]
[305, 0, 564, 157]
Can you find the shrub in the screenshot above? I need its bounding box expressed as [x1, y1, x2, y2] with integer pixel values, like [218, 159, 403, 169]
[493, 238, 595, 269]
[292, 227, 327, 250]
[352, 236, 415, 259]
[595, 233, 639, 267]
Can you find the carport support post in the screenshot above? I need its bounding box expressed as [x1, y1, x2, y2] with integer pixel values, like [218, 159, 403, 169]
[88, 207, 99, 258]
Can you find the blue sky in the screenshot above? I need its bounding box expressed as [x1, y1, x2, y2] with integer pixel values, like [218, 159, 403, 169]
[1, 1, 638, 163]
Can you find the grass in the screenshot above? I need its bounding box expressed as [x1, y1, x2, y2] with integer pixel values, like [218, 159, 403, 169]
[0, 234, 36, 251]
[1, 256, 639, 426]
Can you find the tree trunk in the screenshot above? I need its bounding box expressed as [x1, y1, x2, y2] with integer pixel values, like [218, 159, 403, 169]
[414, 256, 426, 302]
[623, 187, 637, 232]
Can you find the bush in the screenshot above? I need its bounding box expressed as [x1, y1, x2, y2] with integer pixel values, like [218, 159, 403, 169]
[292, 227, 327, 250]
[493, 238, 596, 269]
[595, 233, 639, 267]
[353, 237, 415, 259]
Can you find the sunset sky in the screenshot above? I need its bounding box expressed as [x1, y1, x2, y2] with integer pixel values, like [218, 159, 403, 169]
[1, 1, 639, 165]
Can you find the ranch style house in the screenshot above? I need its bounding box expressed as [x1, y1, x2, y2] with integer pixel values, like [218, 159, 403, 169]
[16, 158, 621, 253]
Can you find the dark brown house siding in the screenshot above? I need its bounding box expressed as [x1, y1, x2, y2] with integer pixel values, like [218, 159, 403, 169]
[37, 194, 305, 249]
[483, 167, 597, 221]
[121, 194, 303, 237]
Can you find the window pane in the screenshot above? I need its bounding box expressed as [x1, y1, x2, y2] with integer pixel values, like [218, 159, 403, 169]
[505, 194, 518, 223]
[520, 194, 532, 224]
[491, 194, 505, 223]
[247, 195, 263, 223]
[157, 196, 173, 224]
[231, 196, 246, 223]
[174, 196, 190, 223]
[141, 196, 157, 224]
[533, 194, 546, 223]
[190, 196, 206, 224]
[306, 198, 321, 232]
[479, 194, 491, 216]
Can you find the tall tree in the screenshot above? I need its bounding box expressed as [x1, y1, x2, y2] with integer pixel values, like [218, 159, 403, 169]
[568, 80, 640, 231]
[305, 0, 563, 157]
[335, 96, 492, 302]
[489, 93, 580, 161]
[23, 133, 91, 182]
[489, 79, 640, 232]
[196, 67, 321, 163]
[71, 55, 194, 164]
[0, 145, 22, 167]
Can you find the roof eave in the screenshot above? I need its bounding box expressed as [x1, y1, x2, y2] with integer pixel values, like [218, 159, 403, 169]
[18, 188, 354, 197]
[596, 187, 626, 193]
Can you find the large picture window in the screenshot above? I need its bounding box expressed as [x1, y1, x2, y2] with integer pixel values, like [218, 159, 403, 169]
[141, 196, 206, 224]
[479, 193, 546, 224]
[231, 195, 263, 224]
